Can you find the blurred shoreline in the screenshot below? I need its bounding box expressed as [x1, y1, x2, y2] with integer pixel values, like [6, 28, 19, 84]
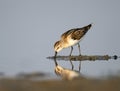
[0, 72, 120, 91]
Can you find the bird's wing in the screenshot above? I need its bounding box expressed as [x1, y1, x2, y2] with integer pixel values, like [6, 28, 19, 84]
[61, 24, 92, 40]
[61, 29, 75, 39]
[71, 28, 85, 40]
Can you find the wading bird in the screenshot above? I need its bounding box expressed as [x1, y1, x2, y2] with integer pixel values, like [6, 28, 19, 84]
[54, 24, 92, 71]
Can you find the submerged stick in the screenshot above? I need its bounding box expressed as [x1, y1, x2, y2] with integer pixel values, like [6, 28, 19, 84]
[47, 55, 119, 61]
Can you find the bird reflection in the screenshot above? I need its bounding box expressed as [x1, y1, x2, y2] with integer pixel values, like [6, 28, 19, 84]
[53, 55, 80, 80]
[54, 65, 80, 80]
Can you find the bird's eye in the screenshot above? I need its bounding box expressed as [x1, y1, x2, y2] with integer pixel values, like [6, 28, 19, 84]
[57, 47, 59, 50]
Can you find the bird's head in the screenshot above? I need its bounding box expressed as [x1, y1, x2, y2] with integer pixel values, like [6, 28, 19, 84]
[54, 41, 63, 53]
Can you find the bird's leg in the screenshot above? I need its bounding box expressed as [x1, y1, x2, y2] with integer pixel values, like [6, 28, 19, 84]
[78, 43, 81, 72]
[78, 43, 81, 56]
[69, 46, 73, 56]
[69, 46, 74, 70]
[70, 59, 74, 70]
[79, 60, 81, 72]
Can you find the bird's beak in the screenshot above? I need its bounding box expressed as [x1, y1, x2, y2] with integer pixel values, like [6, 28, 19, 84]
[55, 51, 57, 58]
[54, 51, 58, 66]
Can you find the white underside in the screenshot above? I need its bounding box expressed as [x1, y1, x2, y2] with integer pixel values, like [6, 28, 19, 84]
[69, 39, 79, 45]
[64, 39, 80, 48]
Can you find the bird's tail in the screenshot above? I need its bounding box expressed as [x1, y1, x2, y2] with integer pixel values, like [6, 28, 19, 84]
[71, 23, 92, 40]
[82, 23, 92, 34]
